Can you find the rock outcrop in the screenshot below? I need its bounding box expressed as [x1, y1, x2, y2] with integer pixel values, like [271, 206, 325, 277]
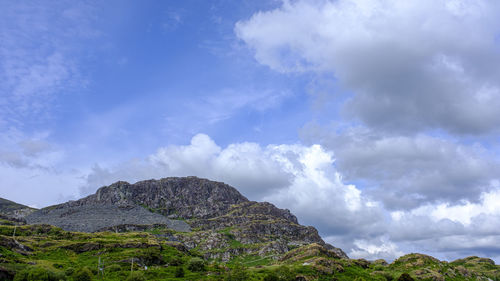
[75, 177, 248, 219]
[26, 204, 190, 232]
[22, 176, 346, 260]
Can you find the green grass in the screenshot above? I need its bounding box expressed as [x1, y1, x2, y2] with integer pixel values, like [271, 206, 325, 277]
[1, 223, 500, 281]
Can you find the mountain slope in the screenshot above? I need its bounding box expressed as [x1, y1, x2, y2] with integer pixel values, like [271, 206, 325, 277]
[23, 176, 347, 260]
[0, 198, 36, 222]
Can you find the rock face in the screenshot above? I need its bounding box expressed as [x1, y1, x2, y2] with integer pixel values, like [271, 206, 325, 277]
[74, 177, 248, 219]
[26, 204, 190, 232]
[23, 176, 347, 260]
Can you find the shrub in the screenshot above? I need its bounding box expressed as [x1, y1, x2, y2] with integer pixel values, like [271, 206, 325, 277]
[225, 263, 248, 281]
[187, 257, 205, 272]
[169, 257, 184, 266]
[13, 269, 29, 281]
[262, 271, 279, 281]
[64, 267, 74, 276]
[275, 266, 295, 281]
[13, 266, 63, 281]
[379, 272, 394, 281]
[397, 273, 415, 281]
[139, 247, 164, 265]
[125, 271, 146, 281]
[106, 264, 122, 272]
[72, 267, 93, 281]
[174, 267, 185, 278]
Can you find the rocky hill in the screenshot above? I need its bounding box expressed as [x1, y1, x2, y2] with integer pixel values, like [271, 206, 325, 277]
[21, 176, 346, 260]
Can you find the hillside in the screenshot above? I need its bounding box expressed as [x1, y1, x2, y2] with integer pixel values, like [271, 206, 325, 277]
[0, 198, 36, 223]
[23, 177, 345, 261]
[0, 177, 499, 280]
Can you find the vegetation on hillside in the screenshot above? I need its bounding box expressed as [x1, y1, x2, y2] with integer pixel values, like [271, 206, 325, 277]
[1, 222, 499, 281]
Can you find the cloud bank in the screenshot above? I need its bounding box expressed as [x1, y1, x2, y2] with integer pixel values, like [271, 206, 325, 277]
[236, 0, 500, 135]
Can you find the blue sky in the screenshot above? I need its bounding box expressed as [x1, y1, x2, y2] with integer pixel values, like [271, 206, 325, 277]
[2, 1, 315, 158]
[3, 0, 500, 262]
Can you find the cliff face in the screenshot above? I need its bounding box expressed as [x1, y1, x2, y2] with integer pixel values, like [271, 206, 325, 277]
[22, 176, 347, 260]
[84, 176, 249, 219]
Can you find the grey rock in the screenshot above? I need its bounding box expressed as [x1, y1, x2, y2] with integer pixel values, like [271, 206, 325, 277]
[26, 204, 190, 233]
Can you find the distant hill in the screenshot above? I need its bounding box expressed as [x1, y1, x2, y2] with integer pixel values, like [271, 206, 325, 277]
[0, 197, 36, 222]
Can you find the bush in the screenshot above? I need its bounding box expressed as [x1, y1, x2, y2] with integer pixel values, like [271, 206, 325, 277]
[13, 266, 63, 281]
[397, 273, 415, 281]
[225, 263, 248, 281]
[187, 257, 205, 272]
[72, 267, 93, 281]
[169, 257, 184, 266]
[139, 247, 164, 265]
[262, 271, 279, 281]
[379, 272, 394, 281]
[106, 264, 122, 272]
[275, 266, 295, 281]
[13, 269, 29, 281]
[64, 267, 74, 276]
[174, 267, 185, 278]
[125, 271, 146, 281]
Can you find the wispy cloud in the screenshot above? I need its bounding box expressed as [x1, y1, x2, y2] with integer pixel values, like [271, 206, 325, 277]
[0, 1, 98, 127]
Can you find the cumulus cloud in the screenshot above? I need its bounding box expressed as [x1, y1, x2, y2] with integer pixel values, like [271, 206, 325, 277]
[81, 134, 293, 198]
[236, 0, 500, 135]
[301, 125, 500, 209]
[349, 236, 405, 261]
[386, 190, 500, 261]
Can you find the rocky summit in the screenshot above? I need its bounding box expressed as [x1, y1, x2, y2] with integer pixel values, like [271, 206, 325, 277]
[22, 176, 347, 260]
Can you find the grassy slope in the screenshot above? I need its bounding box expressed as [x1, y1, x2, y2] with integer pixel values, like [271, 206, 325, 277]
[0, 198, 35, 213]
[1, 222, 500, 281]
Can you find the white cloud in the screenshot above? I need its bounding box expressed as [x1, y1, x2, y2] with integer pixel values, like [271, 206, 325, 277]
[236, 0, 500, 134]
[301, 125, 500, 209]
[80, 134, 293, 198]
[0, 163, 82, 209]
[0, 129, 82, 207]
[350, 237, 404, 261]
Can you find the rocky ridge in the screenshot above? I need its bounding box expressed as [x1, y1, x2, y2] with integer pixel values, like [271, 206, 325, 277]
[20, 176, 347, 261]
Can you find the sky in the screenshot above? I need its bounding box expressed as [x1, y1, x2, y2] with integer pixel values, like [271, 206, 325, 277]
[2, 0, 500, 263]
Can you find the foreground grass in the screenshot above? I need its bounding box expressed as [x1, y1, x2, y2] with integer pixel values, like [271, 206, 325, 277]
[1, 224, 500, 281]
